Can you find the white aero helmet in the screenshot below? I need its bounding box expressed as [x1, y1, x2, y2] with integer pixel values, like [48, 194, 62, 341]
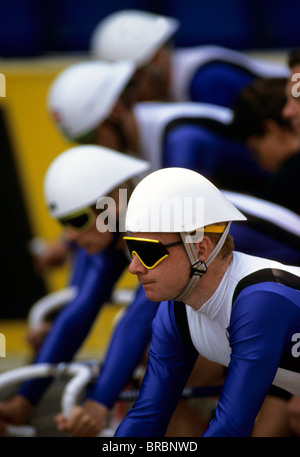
[47, 60, 135, 141]
[90, 9, 180, 67]
[44, 144, 150, 219]
[125, 167, 246, 301]
[126, 167, 246, 233]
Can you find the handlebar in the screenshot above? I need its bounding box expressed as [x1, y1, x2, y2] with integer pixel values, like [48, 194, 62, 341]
[57, 362, 96, 418]
[27, 287, 78, 329]
[0, 362, 223, 437]
[0, 362, 98, 437]
[0, 363, 57, 394]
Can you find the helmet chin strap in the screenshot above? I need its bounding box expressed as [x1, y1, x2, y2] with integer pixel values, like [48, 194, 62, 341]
[174, 223, 231, 302]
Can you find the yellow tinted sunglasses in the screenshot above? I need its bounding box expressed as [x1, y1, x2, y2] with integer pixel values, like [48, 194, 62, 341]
[58, 207, 95, 232]
[124, 236, 183, 269]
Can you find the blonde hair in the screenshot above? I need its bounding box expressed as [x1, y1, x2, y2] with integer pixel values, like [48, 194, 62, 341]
[205, 232, 234, 259]
[176, 222, 234, 260]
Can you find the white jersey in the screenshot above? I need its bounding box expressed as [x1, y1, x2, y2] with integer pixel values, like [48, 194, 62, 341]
[116, 250, 300, 436]
[186, 251, 300, 396]
[134, 101, 232, 171]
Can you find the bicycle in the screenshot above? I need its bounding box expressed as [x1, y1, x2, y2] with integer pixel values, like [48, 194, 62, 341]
[0, 360, 222, 437]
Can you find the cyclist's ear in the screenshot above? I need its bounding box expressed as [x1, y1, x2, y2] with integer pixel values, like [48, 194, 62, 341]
[195, 235, 213, 261]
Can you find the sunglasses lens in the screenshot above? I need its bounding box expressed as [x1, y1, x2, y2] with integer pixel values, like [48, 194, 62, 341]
[124, 238, 168, 269]
[59, 210, 93, 231]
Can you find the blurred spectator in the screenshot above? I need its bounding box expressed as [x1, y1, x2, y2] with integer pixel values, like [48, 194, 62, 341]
[283, 48, 300, 136]
[281, 47, 300, 437]
[231, 76, 300, 214]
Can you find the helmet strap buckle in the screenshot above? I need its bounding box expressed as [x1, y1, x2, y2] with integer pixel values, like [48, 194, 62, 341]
[175, 223, 231, 302]
[190, 260, 207, 277]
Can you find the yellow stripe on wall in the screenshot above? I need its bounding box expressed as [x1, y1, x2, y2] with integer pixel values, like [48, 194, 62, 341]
[0, 303, 126, 373]
[1, 57, 137, 294]
[1, 58, 83, 291]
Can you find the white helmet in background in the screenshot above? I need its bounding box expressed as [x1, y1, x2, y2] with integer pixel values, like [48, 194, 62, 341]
[47, 60, 135, 141]
[125, 167, 246, 301]
[44, 144, 150, 219]
[90, 9, 180, 66]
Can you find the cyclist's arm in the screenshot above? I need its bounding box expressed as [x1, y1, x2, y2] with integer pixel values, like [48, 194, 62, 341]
[87, 285, 160, 408]
[203, 287, 299, 436]
[115, 300, 198, 437]
[18, 247, 128, 405]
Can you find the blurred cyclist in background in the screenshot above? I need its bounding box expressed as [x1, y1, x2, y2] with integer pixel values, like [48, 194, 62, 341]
[48, 60, 269, 194]
[0, 145, 159, 437]
[231, 76, 300, 214]
[90, 9, 289, 106]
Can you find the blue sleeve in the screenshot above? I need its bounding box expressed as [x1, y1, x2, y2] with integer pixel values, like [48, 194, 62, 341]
[189, 62, 254, 107]
[229, 223, 300, 266]
[18, 247, 129, 405]
[203, 285, 300, 436]
[87, 285, 160, 408]
[115, 301, 198, 437]
[162, 126, 269, 193]
[162, 125, 222, 174]
[68, 246, 91, 287]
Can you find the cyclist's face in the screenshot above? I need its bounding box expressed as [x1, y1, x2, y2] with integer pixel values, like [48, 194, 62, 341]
[128, 232, 190, 302]
[134, 48, 171, 102]
[93, 122, 124, 151]
[64, 217, 115, 255]
[283, 65, 300, 135]
[246, 121, 297, 172]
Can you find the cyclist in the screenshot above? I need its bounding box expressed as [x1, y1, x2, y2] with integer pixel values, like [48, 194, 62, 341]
[0, 145, 222, 437]
[90, 9, 289, 106]
[48, 60, 269, 194]
[0, 145, 158, 437]
[115, 167, 300, 437]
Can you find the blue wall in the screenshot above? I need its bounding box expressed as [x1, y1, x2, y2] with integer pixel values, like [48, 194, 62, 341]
[0, 0, 299, 57]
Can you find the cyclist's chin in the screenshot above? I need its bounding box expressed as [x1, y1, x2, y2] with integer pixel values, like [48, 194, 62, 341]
[79, 243, 99, 255]
[142, 283, 157, 300]
[142, 283, 170, 302]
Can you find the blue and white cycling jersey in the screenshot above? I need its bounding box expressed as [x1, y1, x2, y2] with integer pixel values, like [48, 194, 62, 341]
[170, 44, 289, 107]
[134, 102, 269, 194]
[115, 252, 300, 437]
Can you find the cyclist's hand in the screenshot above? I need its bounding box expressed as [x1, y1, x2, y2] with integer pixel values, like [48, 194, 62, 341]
[31, 239, 70, 275]
[25, 321, 52, 352]
[55, 400, 109, 437]
[0, 395, 32, 425]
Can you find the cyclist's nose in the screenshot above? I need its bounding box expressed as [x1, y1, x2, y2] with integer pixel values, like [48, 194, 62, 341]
[64, 227, 80, 243]
[128, 253, 147, 275]
[282, 98, 297, 120]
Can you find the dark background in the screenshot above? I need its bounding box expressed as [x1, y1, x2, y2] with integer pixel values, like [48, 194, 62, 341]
[0, 0, 299, 58]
